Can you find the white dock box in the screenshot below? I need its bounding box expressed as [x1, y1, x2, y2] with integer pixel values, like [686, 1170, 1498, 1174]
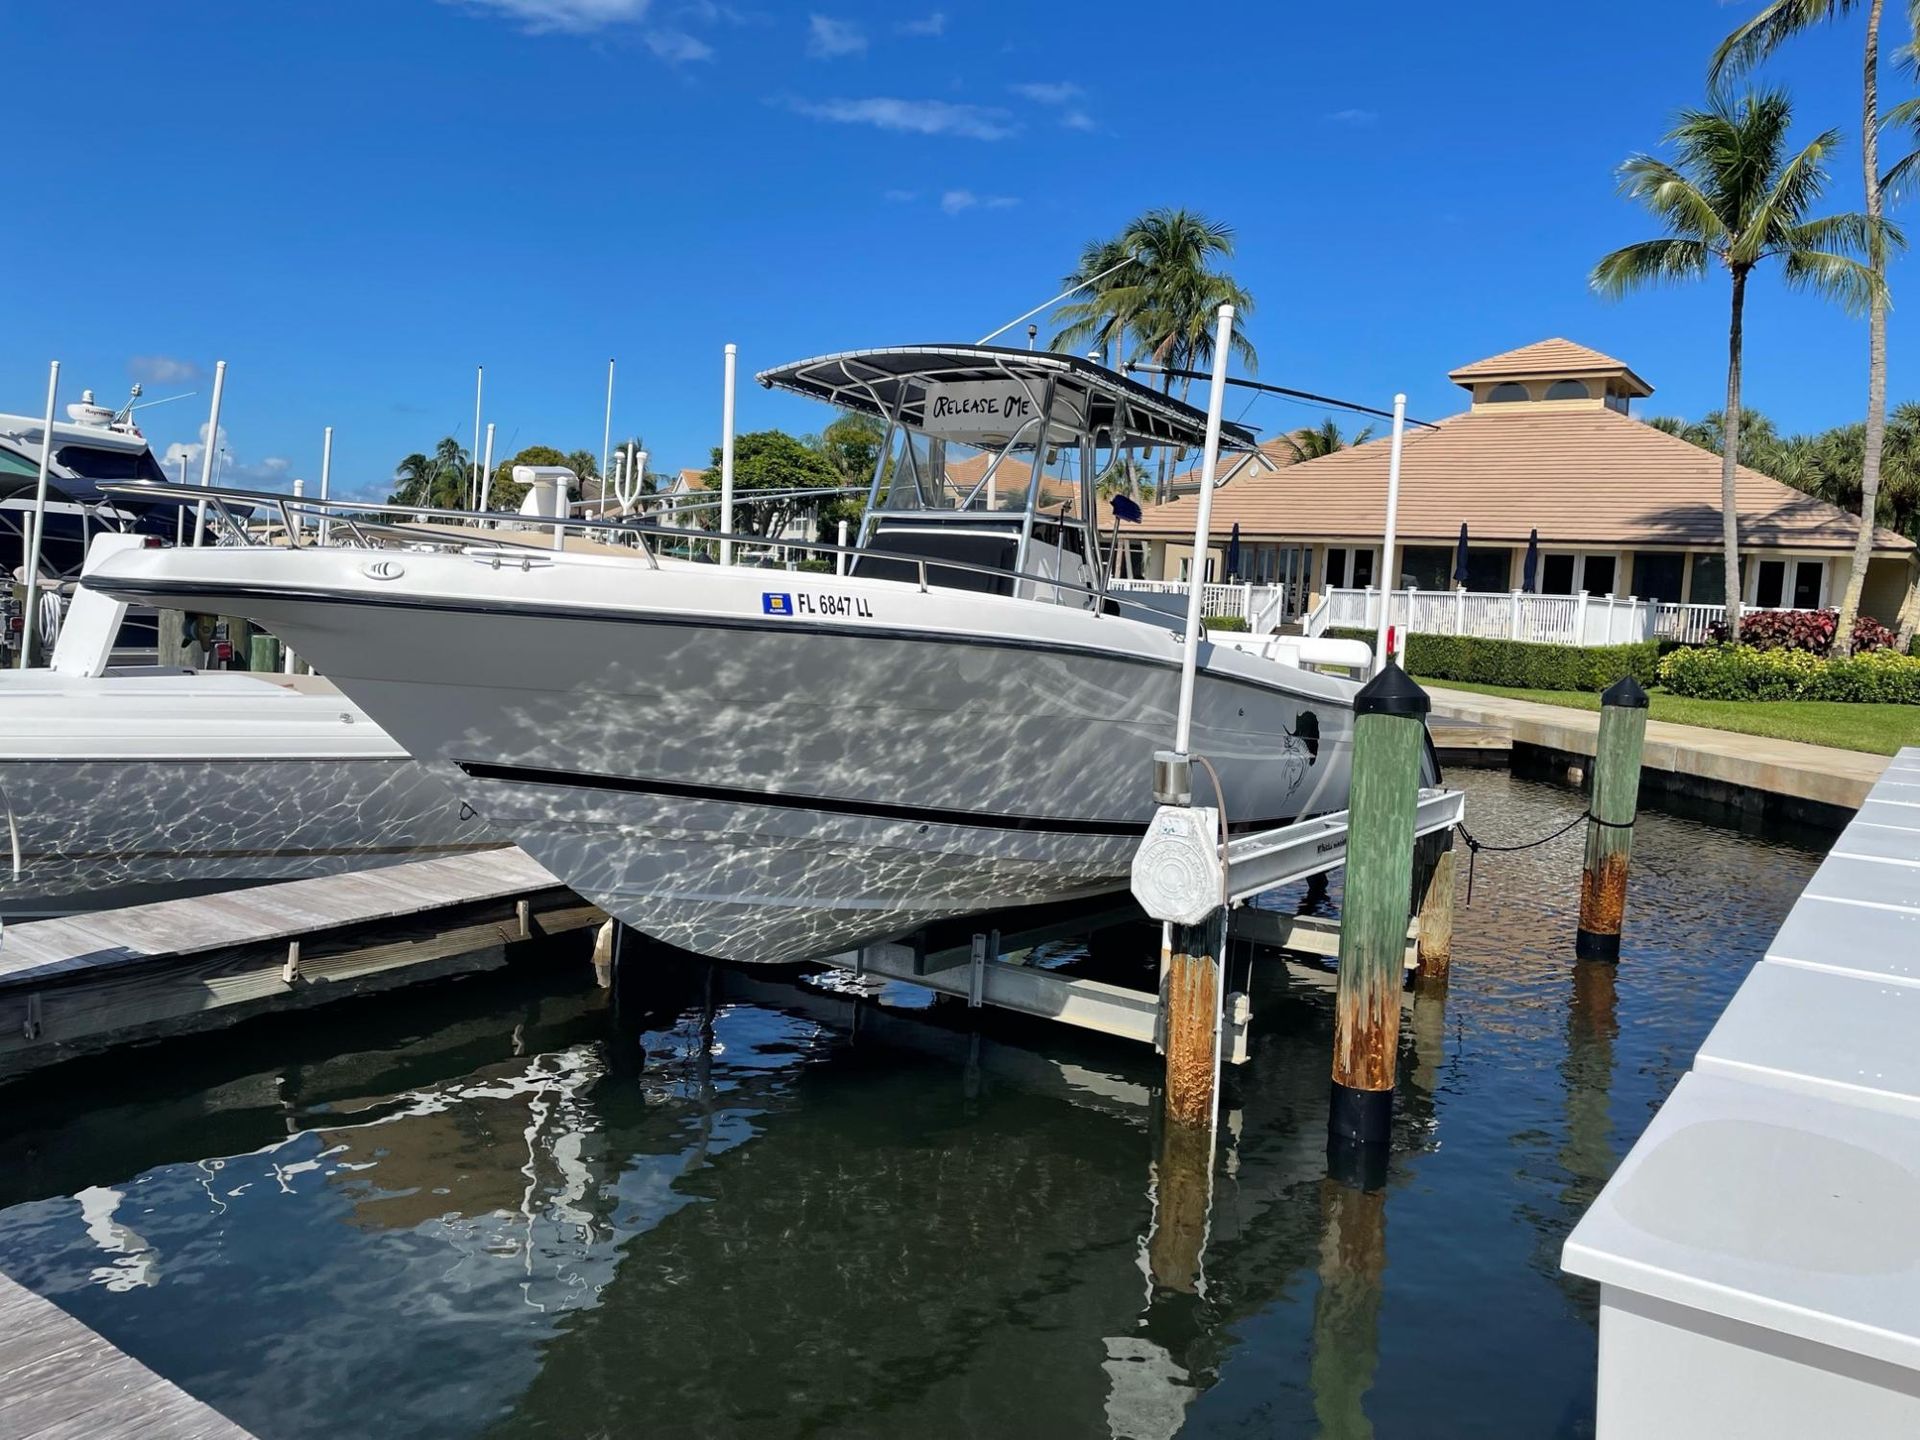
[1563, 1069, 1920, 1438]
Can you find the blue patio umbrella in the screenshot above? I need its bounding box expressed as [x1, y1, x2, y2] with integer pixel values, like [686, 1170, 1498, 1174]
[1452, 522, 1471, 587]
[1224, 522, 1242, 580]
[1522, 528, 1540, 593]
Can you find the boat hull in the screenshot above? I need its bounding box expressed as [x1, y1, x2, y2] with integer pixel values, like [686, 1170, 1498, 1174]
[86, 548, 1397, 962]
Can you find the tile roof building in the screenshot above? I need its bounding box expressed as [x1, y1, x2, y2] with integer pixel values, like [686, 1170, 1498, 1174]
[1137, 338, 1916, 623]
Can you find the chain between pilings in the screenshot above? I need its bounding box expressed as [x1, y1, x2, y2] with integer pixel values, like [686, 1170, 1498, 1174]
[1329, 660, 1429, 1179]
[1575, 674, 1650, 963]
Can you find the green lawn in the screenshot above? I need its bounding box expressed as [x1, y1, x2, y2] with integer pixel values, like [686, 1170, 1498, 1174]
[1416, 677, 1920, 756]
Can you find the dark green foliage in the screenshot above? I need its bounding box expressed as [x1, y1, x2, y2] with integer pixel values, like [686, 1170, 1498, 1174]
[1205, 614, 1249, 632]
[1327, 630, 1660, 691]
[1660, 644, 1920, 702]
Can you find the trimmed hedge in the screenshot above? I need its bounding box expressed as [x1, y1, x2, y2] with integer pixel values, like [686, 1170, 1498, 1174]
[1327, 629, 1658, 691]
[1206, 614, 1249, 632]
[1659, 644, 1920, 703]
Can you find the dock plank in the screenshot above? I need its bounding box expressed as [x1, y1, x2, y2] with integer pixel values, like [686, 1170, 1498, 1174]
[0, 1273, 252, 1439]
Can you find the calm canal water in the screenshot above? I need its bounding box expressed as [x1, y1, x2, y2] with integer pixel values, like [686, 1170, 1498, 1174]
[0, 768, 1826, 1439]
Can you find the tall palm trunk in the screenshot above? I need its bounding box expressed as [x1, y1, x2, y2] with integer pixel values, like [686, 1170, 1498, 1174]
[1722, 269, 1749, 639]
[1836, 0, 1887, 654]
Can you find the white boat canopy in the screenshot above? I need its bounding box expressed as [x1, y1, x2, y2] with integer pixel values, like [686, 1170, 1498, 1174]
[756, 345, 1258, 453]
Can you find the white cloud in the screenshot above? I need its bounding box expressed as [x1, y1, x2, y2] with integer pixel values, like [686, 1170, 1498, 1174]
[445, 0, 652, 34]
[159, 424, 294, 489]
[806, 14, 867, 57]
[1325, 107, 1378, 125]
[884, 188, 920, 202]
[645, 27, 712, 59]
[1010, 81, 1080, 105]
[1061, 109, 1096, 133]
[127, 355, 203, 385]
[786, 96, 1016, 140]
[897, 11, 945, 35]
[940, 189, 1017, 215]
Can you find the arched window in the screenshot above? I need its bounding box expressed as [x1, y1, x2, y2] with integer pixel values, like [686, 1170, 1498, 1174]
[1486, 382, 1530, 403]
[1545, 379, 1591, 400]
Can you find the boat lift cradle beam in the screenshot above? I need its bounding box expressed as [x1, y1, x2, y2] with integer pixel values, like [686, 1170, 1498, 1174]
[821, 787, 1467, 1063]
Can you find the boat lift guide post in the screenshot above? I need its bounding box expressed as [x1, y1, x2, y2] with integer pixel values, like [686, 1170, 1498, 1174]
[17, 360, 59, 670]
[191, 360, 228, 548]
[720, 343, 737, 566]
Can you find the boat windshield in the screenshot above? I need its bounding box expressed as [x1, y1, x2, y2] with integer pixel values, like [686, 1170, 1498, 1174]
[874, 430, 1089, 519]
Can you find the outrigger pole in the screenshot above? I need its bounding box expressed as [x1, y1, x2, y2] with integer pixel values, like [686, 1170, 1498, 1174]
[1124, 363, 1440, 432]
[976, 251, 1139, 348]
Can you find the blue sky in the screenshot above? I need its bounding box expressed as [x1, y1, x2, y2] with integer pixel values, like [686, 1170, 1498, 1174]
[0, 1, 1901, 497]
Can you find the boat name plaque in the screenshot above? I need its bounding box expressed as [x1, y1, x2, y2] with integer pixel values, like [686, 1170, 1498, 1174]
[922, 380, 1088, 446]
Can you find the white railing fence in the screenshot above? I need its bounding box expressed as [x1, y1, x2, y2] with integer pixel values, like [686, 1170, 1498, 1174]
[1108, 579, 1290, 627]
[1650, 602, 1791, 644]
[1303, 587, 1655, 646]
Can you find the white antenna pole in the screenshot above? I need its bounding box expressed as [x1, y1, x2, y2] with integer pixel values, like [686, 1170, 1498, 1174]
[471, 365, 484, 510]
[18, 360, 59, 669]
[191, 360, 227, 547]
[977, 250, 1137, 347]
[719, 343, 737, 566]
[1171, 305, 1234, 756]
[1374, 393, 1408, 676]
[601, 357, 615, 485]
[175, 453, 187, 546]
[479, 421, 497, 512]
[317, 425, 334, 546]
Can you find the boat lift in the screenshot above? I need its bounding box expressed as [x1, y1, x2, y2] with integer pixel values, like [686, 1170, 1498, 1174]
[823, 786, 1466, 1064]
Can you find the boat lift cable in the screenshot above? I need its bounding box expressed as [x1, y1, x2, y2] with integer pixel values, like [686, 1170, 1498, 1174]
[1124, 364, 1442, 431]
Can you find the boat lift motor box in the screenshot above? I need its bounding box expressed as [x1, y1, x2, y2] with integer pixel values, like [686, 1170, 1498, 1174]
[1131, 805, 1224, 926]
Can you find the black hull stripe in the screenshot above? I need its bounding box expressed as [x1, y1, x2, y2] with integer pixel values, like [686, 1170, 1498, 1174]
[96, 576, 1347, 709]
[456, 760, 1311, 838]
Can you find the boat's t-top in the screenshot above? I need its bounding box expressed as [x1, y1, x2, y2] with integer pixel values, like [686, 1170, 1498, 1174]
[758, 345, 1256, 606]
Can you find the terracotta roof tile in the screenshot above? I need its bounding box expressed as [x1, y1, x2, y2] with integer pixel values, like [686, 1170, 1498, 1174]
[1133, 406, 1914, 554]
[1449, 338, 1651, 395]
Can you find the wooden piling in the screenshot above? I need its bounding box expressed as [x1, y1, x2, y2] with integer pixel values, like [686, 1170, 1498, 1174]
[1414, 828, 1457, 984]
[1163, 911, 1227, 1131]
[1329, 662, 1429, 1150]
[1576, 674, 1649, 962]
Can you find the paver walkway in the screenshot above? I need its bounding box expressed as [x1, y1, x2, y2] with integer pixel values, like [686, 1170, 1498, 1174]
[1425, 686, 1890, 811]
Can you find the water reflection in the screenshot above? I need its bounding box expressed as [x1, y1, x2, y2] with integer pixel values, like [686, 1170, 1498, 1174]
[0, 768, 1828, 1439]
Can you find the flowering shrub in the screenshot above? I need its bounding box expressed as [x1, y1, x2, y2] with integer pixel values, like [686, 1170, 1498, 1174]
[1704, 608, 1896, 655]
[1660, 644, 1920, 703]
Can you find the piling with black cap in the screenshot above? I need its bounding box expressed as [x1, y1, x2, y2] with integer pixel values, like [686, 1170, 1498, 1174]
[1576, 673, 1649, 961]
[1329, 661, 1429, 1158]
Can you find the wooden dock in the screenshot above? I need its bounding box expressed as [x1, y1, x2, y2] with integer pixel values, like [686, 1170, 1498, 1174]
[0, 848, 604, 1080]
[0, 1270, 253, 1438]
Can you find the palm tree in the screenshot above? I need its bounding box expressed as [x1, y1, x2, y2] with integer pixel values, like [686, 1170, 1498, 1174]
[1592, 87, 1883, 638]
[1280, 417, 1375, 462]
[1715, 1, 1892, 654]
[388, 438, 471, 510]
[1049, 208, 1258, 495]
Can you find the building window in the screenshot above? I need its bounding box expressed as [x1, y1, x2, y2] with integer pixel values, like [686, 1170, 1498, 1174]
[1690, 553, 1743, 608]
[1545, 380, 1591, 400]
[1792, 560, 1824, 609]
[1632, 552, 1686, 603]
[1486, 382, 1530, 403]
[1324, 546, 1376, 589]
[1753, 559, 1787, 608]
[1537, 552, 1621, 596]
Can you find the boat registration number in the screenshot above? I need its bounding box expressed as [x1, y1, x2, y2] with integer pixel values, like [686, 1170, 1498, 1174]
[763, 590, 875, 620]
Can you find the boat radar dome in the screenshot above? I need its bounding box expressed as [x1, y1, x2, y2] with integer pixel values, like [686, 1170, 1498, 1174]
[67, 390, 116, 428]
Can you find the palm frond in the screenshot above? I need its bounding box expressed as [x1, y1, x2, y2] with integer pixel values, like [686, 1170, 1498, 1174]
[1590, 238, 1711, 298]
[1781, 248, 1887, 314]
[1710, 0, 1853, 82]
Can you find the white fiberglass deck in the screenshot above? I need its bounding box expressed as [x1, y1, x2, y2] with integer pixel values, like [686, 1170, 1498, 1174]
[1561, 747, 1920, 1439]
